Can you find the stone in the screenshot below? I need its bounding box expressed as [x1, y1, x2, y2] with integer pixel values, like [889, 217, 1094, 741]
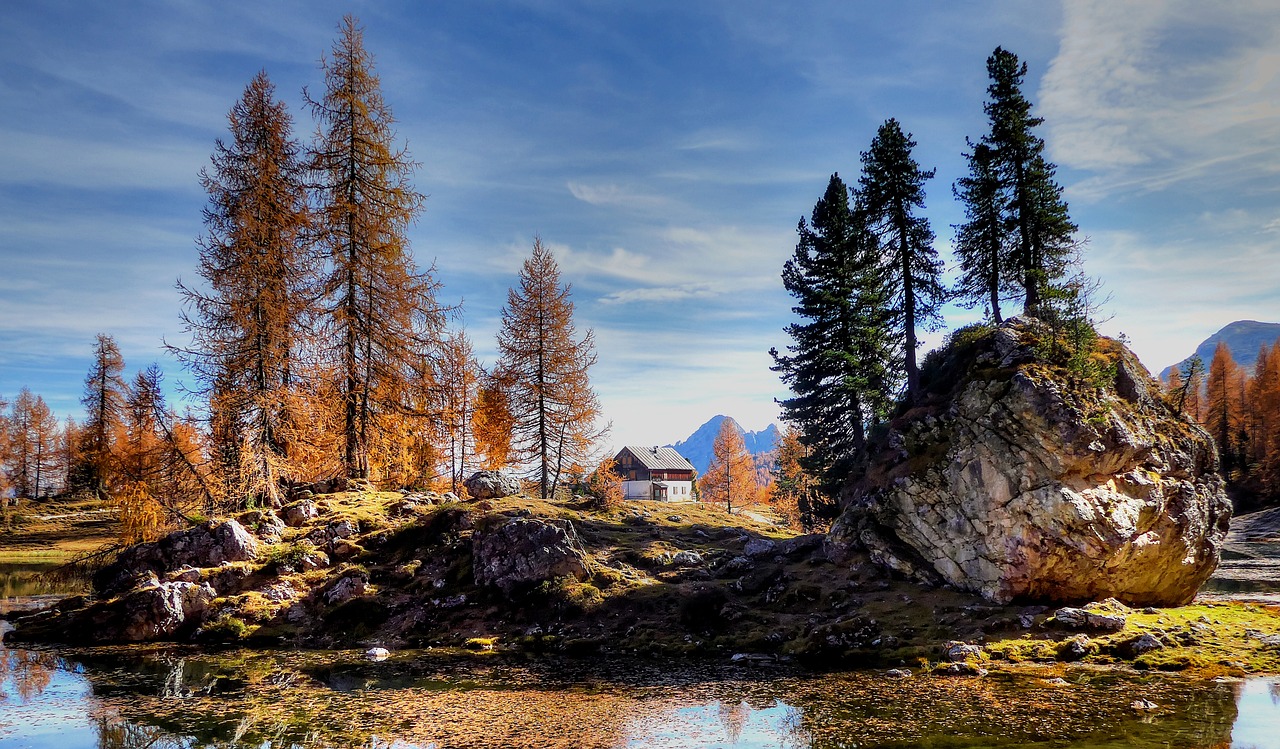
[463, 470, 520, 500]
[944, 641, 983, 662]
[1118, 633, 1164, 658]
[1051, 606, 1127, 632]
[365, 647, 390, 660]
[1057, 634, 1092, 661]
[744, 538, 777, 559]
[885, 668, 912, 678]
[471, 517, 592, 592]
[325, 573, 369, 605]
[115, 581, 216, 642]
[1131, 699, 1158, 711]
[283, 500, 318, 527]
[717, 555, 755, 578]
[934, 662, 988, 677]
[94, 519, 260, 598]
[671, 550, 704, 567]
[829, 318, 1230, 607]
[442, 492, 459, 503]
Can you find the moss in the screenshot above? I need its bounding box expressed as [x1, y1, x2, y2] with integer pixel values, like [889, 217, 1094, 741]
[198, 615, 249, 642]
[463, 636, 498, 651]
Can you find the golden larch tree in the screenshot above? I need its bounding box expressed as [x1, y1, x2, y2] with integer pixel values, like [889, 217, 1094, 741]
[699, 419, 758, 514]
[174, 70, 314, 506]
[434, 330, 480, 494]
[495, 237, 606, 498]
[1205, 341, 1246, 475]
[472, 376, 515, 471]
[77, 333, 127, 498]
[307, 15, 446, 481]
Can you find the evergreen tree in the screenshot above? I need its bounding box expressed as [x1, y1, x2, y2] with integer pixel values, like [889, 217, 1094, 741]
[1206, 342, 1245, 475]
[496, 238, 606, 499]
[952, 142, 1010, 322]
[980, 47, 1078, 316]
[308, 15, 446, 480]
[771, 174, 896, 500]
[858, 119, 946, 402]
[77, 333, 127, 497]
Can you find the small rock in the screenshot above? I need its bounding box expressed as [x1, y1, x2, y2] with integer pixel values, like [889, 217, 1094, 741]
[442, 492, 459, 503]
[1044, 677, 1070, 687]
[1057, 634, 1092, 662]
[671, 550, 704, 567]
[283, 501, 318, 527]
[744, 538, 777, 559]
[885, 668, 912, 678]
[463, 470, 520, 499]
[324, 574, 368, 605]
[1120, 633, 1164, 658]
[365, 647, 390, 661]
[944, 641, 983, 663]
[935, 662, 988, 677]
[1131, 699, 1158, 711]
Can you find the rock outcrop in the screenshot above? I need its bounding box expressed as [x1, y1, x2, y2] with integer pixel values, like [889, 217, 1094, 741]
[463, 470, 521, 500]
[472, 517, 592, 592]
[93, 519, 260, 598]
[829, 318, 1231, 607]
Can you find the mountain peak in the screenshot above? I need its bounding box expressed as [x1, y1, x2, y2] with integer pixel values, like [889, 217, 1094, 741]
[667, 415, 781, 475]
[1160, 320, 1280, 379]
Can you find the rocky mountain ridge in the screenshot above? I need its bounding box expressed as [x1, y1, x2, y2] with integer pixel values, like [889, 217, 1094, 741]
[1159, 319, 1280, 379]
[667, 415, 780, 475]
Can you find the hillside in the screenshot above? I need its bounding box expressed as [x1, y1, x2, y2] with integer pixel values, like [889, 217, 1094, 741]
[667, 415, 780, 474]
[1160, 319, 1280, 379]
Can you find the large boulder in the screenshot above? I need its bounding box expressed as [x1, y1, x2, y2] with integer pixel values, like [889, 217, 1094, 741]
[472, 517, 592, 592]
[463, 470, 521, 499]
[829, 318, 1231, 607]
[94, 519, 260, 597]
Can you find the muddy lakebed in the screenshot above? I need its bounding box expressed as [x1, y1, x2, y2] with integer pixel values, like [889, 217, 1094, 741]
[3, 607, 1279, 747]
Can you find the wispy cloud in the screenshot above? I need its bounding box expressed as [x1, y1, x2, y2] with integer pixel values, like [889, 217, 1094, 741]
[599, 282, 722, 305]
[566, 181, 665, 208]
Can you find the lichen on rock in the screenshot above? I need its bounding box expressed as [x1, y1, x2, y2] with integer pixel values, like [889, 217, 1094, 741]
[829, 317, 1231, 607]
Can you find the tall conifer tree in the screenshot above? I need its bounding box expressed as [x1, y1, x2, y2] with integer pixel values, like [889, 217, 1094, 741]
[952, 142, 1010, 322]
[308, 16, 446, 480]
[496, 238, 605, 499]
[175, 71, 312, 505]
[980, 47, 1078, 316]
[771, 174, 895, 500]
[858, 119, 946, 403]
[78, 333, 127, 497]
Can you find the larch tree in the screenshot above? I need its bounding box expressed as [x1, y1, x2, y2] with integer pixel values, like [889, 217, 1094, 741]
[77, 333, 127, 498]
[174, 70, 313, 506]
[858, 118, 946, 403]
[7, 389, 58, 499]
[0, 394, 10, 504]
[770, 426, 822, 530]
[771, 173, 896, 501]
[307, 15, 446, 480]
[952, 142, 1010, 322]
[472, 376, 515, 471]
[1206, 342, 1245, 475]
[495, 237, 605, 499]
[698, 419, 757, 515]
[980, 47, 1078, 316]
[435, 330, 480, 494]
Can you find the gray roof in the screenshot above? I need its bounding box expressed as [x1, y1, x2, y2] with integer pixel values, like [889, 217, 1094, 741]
[619, 445, 695, 472]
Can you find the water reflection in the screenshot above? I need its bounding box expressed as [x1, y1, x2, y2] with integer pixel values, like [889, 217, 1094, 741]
[1, 634, 1278, 748]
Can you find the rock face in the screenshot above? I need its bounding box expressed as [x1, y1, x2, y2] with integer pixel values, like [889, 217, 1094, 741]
[463, 470, 520, 500]
[829, 318, 1231, 607]
[94, 519, 260, 597]
[472, 517, 592, 592]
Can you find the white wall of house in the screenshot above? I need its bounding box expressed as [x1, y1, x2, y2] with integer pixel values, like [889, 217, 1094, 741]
[623, 480, 694, 501]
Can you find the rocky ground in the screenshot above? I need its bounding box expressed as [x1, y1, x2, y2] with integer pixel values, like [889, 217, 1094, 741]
[5, 489, 1279, 677]
[1199, 505, 1280, 605]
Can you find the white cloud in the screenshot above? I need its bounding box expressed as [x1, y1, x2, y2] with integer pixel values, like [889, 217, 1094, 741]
[1042, 0, 1280, 199]
[566, 181, 665, 208]
[598, 283, 722, 305]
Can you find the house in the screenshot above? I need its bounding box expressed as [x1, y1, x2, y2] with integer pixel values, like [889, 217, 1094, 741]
[615, 445, 696, 501]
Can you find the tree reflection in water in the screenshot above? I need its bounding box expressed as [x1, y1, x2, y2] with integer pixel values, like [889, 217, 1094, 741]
[1, 648, 59, 702]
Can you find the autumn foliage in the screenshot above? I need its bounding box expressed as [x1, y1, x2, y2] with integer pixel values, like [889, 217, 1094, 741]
[698, 419, 759, 514]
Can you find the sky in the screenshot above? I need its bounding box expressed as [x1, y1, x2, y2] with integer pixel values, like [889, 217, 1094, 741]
[2, 0, 1280, 449]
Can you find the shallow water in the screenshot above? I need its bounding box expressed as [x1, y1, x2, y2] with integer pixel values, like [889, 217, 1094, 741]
[2, 575, 1279, 748]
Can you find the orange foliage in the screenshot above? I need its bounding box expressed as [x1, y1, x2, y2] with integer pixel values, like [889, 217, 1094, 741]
[698, 419, 758, 514]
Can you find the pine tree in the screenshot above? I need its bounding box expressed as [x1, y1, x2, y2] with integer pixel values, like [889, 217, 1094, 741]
[77, 333, 127, 497]
[980, 47, 1078, 316]
[952, 142, 1010, 322]
[858, 119, 946, 402]
[698, 419, 757, 514]
[771, 173, 896, 500]
[495, 237, 605, 499]
[308, 15, 446, 480]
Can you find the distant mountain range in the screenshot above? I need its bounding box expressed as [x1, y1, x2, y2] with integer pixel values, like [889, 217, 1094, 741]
[1160, 320, 1280, 380]
[667, 415, 781, 475]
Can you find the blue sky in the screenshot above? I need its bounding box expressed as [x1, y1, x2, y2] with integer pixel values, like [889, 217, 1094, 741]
[2, 1, 1279, 448]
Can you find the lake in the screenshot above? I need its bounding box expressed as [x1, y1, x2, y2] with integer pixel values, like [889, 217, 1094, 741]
[2, 566, 1279, 748]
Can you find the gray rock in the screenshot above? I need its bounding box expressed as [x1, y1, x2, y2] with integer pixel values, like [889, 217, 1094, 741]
[116, 581, 216, 642]
[671, 550, 704, 567]
[283, 500, 318, 527]
[944, 641, 983, 662]
[472, 517, 592, 592]
[935, 662, 988, 677]
[717, 555, 755, 577]
[365, 647, 390, 660]
[744, 538, 777, 559]
[463, 470, 521, 499]
[94, 520, 259, 597]
[885, 668, 912, 678]
[1057, 634, 1092, 661]
[1119, 633, 1164, 658]
[325, 573, 369, 605]
[1052, 606, 1127, 632]
[829, 318, 1230, 607]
